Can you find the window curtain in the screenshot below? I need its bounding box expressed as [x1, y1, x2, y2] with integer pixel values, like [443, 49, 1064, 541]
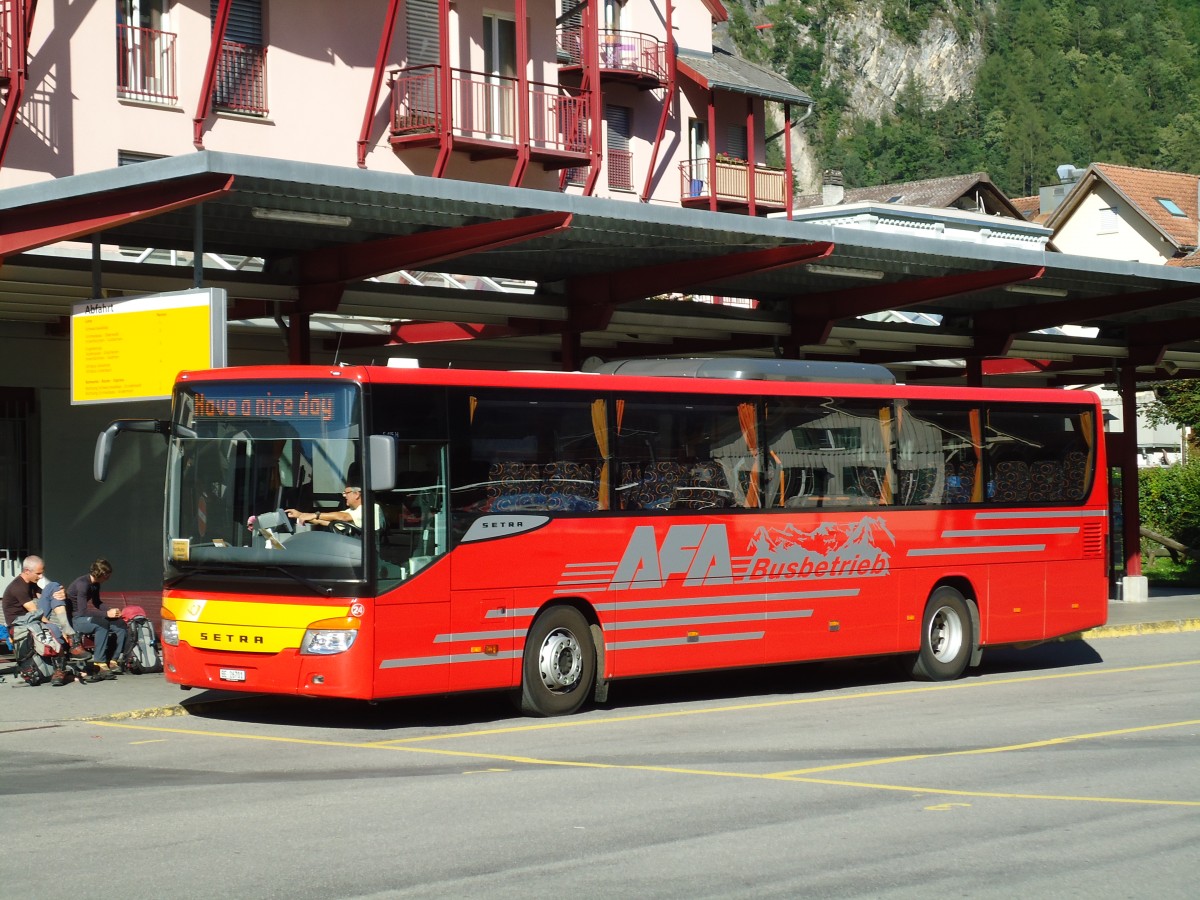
[591, 398, 610, 510]
[737, 401, 759, 507]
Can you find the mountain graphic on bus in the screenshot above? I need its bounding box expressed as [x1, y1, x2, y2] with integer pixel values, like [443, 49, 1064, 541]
[744, 516, 896, 581]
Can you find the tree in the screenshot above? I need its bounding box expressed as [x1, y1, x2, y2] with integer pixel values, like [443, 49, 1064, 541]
[1144, 380, 1200, 441]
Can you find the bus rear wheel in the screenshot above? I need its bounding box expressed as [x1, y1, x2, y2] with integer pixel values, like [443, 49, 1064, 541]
[911, 586, 973, 681]
[518, 606, 596, 717]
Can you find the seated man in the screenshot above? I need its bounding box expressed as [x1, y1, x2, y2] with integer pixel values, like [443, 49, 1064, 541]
[3, 556, 75, 685]
[35, 579, 88, 659]
[288, 484, 382, 532]
[68, 559, 126, 671]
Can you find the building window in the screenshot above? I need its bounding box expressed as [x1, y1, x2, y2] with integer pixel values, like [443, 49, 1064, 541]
[725, 125, 748, 163]
[117, 0, 176, 104]
[482, 14, 517, 142]
[211, 0, 268, 116]
[1156, 197, 1187, 217]
[1098, 206, 1119, 234]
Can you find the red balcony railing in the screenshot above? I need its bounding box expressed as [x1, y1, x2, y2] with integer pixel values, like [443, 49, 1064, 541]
[558, 26, 666, 82]
[391, 66, 591, 155]
[214, 40, 267, 116]
[1, 0, 11, 84]
[391, 64, 440, 135]
[679, 158, 788, 209]
[117, 25, 177, 104]
[607, 148, 633, 191]
[530, 83, 590, 154]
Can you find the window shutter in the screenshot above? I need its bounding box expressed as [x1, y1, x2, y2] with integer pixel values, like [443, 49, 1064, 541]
[407, 0, 440, 68]
[606, 104, 630, 150]
[211, 0, 263, 45]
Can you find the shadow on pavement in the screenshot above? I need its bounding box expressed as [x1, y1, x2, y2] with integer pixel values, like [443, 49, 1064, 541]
[176, 639, 1106, 731]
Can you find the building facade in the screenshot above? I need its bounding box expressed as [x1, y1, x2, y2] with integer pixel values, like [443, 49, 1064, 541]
[0, 0, 812, 589]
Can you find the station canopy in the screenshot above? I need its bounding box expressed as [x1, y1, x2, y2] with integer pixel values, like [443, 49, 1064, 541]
[4, 151, 1200, 387]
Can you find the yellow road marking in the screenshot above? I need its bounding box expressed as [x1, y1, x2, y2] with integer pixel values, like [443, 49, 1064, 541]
[87, 656, 1200, 809]
[94, 718, 1200, 807]
[365, 658, 1200, 746]
[769, 718, 1200, 777]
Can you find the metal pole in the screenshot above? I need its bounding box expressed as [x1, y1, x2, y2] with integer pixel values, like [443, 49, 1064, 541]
[193, 204, 204, 288]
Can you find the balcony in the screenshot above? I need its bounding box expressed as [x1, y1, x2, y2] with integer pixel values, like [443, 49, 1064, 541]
[213, 40, 267, 116]
[679, 158, 789, 214]
[558, 27, 666, 88]
[117, 25, 177, 105]
[390, 65, 592, 169]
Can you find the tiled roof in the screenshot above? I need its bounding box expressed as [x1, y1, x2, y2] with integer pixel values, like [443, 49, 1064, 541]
[1010, 195, 1041, 219]
[676, 47, 813, 105]
[795, 172, 1024, 219]
[1167, 251, 1200, 268]
[1076, 163, 1198, 250]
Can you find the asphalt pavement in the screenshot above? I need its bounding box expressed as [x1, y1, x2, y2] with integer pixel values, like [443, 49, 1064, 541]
[3, 588, 1199, 727]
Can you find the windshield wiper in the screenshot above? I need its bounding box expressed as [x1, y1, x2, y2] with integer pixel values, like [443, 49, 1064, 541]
[269, 566, 334, 597]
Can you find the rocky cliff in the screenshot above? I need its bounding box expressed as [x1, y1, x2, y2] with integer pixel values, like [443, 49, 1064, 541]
[719, 2, 991, 192]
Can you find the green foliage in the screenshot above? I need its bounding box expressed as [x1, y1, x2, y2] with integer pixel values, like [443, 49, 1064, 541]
[1141, 555, 1200, 588]
[1144, 380, 1200, 432]
[729, 0, 1200, 195]
[1139, 460, 1200, 554]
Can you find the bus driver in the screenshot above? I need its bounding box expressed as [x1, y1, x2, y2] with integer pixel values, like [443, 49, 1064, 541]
[287, 484, 368, 531]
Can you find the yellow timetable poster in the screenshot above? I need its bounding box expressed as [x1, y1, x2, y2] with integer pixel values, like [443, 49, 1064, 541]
[71, 289, 227, 404]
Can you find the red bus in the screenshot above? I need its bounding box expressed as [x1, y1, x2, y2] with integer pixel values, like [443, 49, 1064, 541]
[96, 359, 1108, 716]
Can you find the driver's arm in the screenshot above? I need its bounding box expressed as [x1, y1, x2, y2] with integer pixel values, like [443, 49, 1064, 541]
[286, 508, 353, 526]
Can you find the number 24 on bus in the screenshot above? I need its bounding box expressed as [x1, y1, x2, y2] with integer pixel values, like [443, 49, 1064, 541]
[94, 358, 1108, 716]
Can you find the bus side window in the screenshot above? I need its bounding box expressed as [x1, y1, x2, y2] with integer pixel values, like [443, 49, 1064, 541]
[897, 401, 982, 506]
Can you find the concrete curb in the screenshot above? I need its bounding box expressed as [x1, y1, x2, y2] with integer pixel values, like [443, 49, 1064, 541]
[1068, 618, 1200, 641]
[86, 693, 267, 722]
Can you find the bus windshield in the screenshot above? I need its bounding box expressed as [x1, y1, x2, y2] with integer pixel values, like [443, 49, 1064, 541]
[165, 380, 364, 587]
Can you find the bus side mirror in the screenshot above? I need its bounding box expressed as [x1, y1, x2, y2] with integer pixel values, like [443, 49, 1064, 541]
[94, 419, 170, 482]
[368, 434, 397, 493]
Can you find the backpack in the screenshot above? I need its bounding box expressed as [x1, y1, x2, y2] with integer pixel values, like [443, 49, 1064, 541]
[11, 612, 64, 686]
[122, 616, 163, 674]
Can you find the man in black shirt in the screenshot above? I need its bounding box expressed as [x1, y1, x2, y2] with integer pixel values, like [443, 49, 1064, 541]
[68, 558, 126, 671]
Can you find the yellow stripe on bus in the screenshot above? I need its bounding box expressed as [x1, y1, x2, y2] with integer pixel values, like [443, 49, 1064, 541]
[164, 597, 355, 654]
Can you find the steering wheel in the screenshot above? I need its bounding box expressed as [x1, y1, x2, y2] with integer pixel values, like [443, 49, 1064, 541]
[332, 521, 362, 538]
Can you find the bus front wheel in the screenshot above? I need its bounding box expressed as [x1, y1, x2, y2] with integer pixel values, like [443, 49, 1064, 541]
[911, 586, 973, 681]
[518, 606, 596, 717]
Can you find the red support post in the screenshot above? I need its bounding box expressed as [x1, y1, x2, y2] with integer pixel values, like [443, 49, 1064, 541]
[357, 0, 402, 168]
[784, 103, 793, 220]
[583, 0, 602, 196]
[509, 0, 531, 187]
[745, 96, 756, 217]
[193, 0, 233, 148]
[433, 0, 453, 177]
[0, 174, 235, 263]
[0, 0, 34, 171]
[707, 100, 717, 212]
[640, 2, 675, 203]
[1119, 365, 1142, 578]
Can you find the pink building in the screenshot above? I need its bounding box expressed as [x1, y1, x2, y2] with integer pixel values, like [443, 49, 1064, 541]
[1, 0, 811, 212]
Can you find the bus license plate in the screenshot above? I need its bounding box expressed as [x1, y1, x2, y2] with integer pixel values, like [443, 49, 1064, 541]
[219, 668, 246, 682]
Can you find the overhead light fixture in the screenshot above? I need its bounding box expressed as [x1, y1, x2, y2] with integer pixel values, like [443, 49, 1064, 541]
[1004, 283, 1068, 298]
[807, 264, 887, 280]
[251, 208, 353, 228]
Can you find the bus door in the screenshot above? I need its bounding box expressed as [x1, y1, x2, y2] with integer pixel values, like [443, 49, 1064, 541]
[373, 441, 453, 697]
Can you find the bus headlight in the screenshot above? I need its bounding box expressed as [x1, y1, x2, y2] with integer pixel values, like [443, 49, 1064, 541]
[301, 629, 357, 655]
[161, 619, 180, 646]
[300, 616, 361, 656]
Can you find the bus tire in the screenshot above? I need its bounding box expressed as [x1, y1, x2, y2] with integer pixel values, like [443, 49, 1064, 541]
[518, 605, 596, 717]
[911, 586, 973, 681]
